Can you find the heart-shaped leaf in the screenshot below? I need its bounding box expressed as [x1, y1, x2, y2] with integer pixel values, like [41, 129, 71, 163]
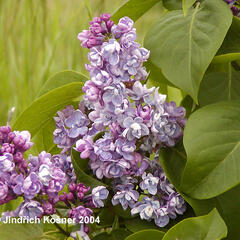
[181, 101, 240, 199]
[162, 209, 227, 240]
[125, 229, 164, 240]
[144, 0, 232, 102]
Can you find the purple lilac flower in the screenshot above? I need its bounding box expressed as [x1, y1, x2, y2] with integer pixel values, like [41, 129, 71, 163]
[19, 201, 44, 219]
[140, 172, 159, 195]
[69, 206, 93, 223]
[122, 117, 149, 141]
[0, 181, 8, 201]
[127, 81, 155, 102]
[91, 186, 109, 208]
[21, 173, 42, 199]
[65, 110, 89, 138]
[131, 197, 160, 220]
[82, 81, 102, 103]
[0, 153, 15, 172]
[94, 137, 115, 161]
[115, 138, 136, 160]
[112, 17, 134, 38]
[75, 136, 94, 159]
[112, 183, 139, 210]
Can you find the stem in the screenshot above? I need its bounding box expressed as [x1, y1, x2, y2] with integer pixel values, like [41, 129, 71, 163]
[53, 222, 69, 236]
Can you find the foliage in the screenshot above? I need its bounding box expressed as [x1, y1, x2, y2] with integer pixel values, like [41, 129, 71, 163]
[1, 0, 240, 239]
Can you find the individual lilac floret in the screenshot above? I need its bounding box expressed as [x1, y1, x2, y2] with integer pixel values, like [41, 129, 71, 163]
[18, 200, 44, 219]
[127, 81, 155, 102]
[75, 136, 94, 159]
[0, 153, 15, 172]
[131, 197, 160, 220]
[101, 39, 121, 65]
[21, 172, 42, 199]
[140, 172, 159, 195]
[90, 68, 112, 88]
[82, 81, 102, 103]
[122, 117, 149, 141]
[94, 137, 115, 161]
[102, 83, 126, 107]
[91, 186, 109, 208]
[115, 138, 136, 160]
[112, 17, 134, 38]
[112, 183, 139, 210]
[0, 181, 8, 201]
[65, 110, 90, 138]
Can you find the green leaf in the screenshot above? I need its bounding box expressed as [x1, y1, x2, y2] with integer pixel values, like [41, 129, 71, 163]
[199, 70, 240, 106]
[217, 16, 240, 55]
[212, 53, 240, 64]
[182, 0, 195, 16]
[144, 60, 174, 88]
[163, 0, 182, 10]
[125, 229, 164, 240]
[181, 101, 240, 199]
[37, 70, 87, 97]
[144, 0, 232, 102]
[13, 82, 84, 137]
[71, 148, 105, 188]
[92, 229, 131, 240]
[162, 209, 227, 240]
[111, 0, 160, 22]
[125, 218, 160, 233]
[0, 223, 43, 240]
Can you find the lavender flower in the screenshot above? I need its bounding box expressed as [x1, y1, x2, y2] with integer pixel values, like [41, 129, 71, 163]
[22, 172, 42, 199]
[122, 117, 149, 140]
[19, 201, 44, 219]
[65, 110, 89, 138]
[0, 181, 8, 201]
[140, 172, 159, 195]
[115, 138, 136, 160]
[0, 153, 15, 172]
[92, 186, 109, 208]
[112, 183, 139, 210]
[131, 197, 160, 220]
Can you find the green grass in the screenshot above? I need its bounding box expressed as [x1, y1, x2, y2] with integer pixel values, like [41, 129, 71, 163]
[0, 0, 165, 125]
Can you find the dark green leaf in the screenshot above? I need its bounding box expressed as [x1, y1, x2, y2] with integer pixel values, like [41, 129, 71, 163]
[125, 218, 160, 233]
[181, 101, 240, 199]
[162, 209, 227, 240]
[92, 229, 131, 240]
[199, 70, 240, 106]
[13, 82, 84, 137]
[111, 0, 160, 22]
[163, 0, 181, 10]
[125, 229, 164, 240]
[217, 16, 240, 55]
[144, 0, 232, 102]
[37, 70, 87, 97]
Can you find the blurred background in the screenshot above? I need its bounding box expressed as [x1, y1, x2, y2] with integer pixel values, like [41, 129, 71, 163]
[0, 0, 166, 125]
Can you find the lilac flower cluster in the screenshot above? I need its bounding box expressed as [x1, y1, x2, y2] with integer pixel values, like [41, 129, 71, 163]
[225, 0, 240, 16]
[57, 14, 186, 228]
[0, 127, 70, 220]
